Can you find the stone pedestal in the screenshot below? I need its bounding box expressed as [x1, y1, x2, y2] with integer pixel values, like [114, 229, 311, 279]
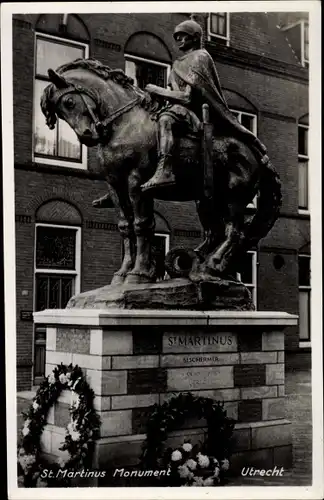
[34, 309, 297, 484]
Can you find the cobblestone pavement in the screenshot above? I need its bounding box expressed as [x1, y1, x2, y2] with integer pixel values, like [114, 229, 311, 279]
[17, 369, 312, 487]
[230, 369, 312, 486]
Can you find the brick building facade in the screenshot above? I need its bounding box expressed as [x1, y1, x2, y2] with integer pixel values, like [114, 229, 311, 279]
[13, 12, 310, 391]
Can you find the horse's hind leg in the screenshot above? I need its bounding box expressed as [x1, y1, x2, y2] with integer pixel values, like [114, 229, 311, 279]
[204, 203, 245, 276]
[195, 197, 225, 257]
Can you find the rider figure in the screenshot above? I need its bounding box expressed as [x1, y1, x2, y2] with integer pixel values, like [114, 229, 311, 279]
[141, 19, 268, 193]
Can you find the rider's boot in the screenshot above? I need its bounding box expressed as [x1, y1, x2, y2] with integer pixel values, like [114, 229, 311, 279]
[141, 154, 176, 192]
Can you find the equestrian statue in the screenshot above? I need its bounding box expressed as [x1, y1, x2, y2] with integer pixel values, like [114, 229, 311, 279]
[40, 19, 282, 310]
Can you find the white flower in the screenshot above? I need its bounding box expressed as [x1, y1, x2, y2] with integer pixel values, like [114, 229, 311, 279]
[36, 477, 48, 488]
[32, 401, 40, 411]
[22, 426, 30, 437]
[59, 373, 68, 385]
[221, 458, 230, 471]
[58, 457, 66, 467]
[66, 372, 71, 380]
[213, 466, 220, 478]
[70, 430, 81, 442]
[182, 442, 192, 452]
[213, 457, 219, 467]
[197, 453, 210, 468]
[192, 476, 204, 486]
[22, 420, 31, 436]
[171, 450, 182, 461]
[178, 465, 192, 479]
[203, 477, 214, 486]
[67, 421, 77, 433]
[48, 372, 56, 385]
[185, 458, 197, 471]
[19, 453, 36, 471]
[73, 395, 80, 409]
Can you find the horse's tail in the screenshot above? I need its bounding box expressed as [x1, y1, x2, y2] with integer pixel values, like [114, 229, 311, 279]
[243, 156, 282, 251]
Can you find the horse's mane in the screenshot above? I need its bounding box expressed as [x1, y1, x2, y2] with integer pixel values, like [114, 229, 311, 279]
[56, 58, 135, 88]
[41, 58, 158, 130]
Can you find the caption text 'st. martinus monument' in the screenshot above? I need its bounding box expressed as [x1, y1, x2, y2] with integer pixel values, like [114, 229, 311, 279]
[40, 17, 281, 310]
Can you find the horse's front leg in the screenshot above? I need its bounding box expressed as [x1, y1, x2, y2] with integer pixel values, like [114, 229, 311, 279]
[125, 169, 156, 285]
[108, 181, 136, 286]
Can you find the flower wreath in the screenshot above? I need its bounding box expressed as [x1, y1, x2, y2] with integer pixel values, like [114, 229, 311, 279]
[140, 392, 236, 486]
[17, 363, 101, 488]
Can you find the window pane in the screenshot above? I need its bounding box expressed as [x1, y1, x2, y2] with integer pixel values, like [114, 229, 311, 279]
[36, 226, 77, 270]
[36, 275, 49, 311]
[61, 277, 74, 307]
[239, 252, 254, 285]
[299, 290, 310, 340]
[134, 61, 167, 89]
[58, 119, 81, 159]
[298, 126, 308, 156]
[298, 159, 308, 209]
[241, 114, 255, 133]
[34, 80, 57, 156]
[36, 38, 84, 76]
[299, 256, 310, 286]
[48, 277, 61, 308]
[210, 13, 227, 36]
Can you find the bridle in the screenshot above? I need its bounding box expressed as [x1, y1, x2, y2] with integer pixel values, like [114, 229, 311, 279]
[52, 81, 142, 136]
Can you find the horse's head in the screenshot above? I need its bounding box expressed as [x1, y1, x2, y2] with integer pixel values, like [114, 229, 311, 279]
[41, 67, 104, 147]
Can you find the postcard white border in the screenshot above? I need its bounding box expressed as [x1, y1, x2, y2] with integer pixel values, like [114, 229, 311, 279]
[2, 1, 323, 500]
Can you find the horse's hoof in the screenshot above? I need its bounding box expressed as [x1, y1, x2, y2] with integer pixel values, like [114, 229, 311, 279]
[124, 271, 156, 285]
[110, 273, 127, 286]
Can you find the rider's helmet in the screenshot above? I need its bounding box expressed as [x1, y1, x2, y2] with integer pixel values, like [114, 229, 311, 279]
[173, 20, 203, 40]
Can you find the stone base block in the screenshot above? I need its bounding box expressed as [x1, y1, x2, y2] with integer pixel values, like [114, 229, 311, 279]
[66, 277, 254, 311]
[32, 308, 297, 486]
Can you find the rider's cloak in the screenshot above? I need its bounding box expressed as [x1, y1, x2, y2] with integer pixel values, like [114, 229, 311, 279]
[172, 49, 257, 142]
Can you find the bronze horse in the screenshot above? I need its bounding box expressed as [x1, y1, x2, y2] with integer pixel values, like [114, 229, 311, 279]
[41, 58, 281, 285]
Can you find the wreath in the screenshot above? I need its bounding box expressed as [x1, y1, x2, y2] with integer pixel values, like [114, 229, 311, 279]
[140, 392, 236, 486]
[17, 363, 101, 488]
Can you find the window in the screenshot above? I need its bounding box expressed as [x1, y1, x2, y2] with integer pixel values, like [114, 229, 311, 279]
[237, 251, 257, 308]
[152, 233, 170, 281]
[125, 55, 170, 90]
[281, 20, 309, 68]
[298, 124, 309, 211]
[208, 13, 230, 45]
[33, 34, 89, 169]
[33, 223, 81, 381]
[299, 255, 311, 344]
[231, 110, 258, 207]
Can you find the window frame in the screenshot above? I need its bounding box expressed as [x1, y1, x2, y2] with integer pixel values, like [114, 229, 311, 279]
[32, 223, 81, 383]
[124, 54, 171, 90]
[33, 32, 89, 170]
[230, 109, 258, 208]
[298, 123, 309, 214]
[236, 250, 257, 308]
[298, 254, 311, 347]
[281, 20, 309, 68]
[207, 13, 230, 46]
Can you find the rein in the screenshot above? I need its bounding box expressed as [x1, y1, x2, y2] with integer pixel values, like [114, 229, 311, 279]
[53, 82, 142, 134]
